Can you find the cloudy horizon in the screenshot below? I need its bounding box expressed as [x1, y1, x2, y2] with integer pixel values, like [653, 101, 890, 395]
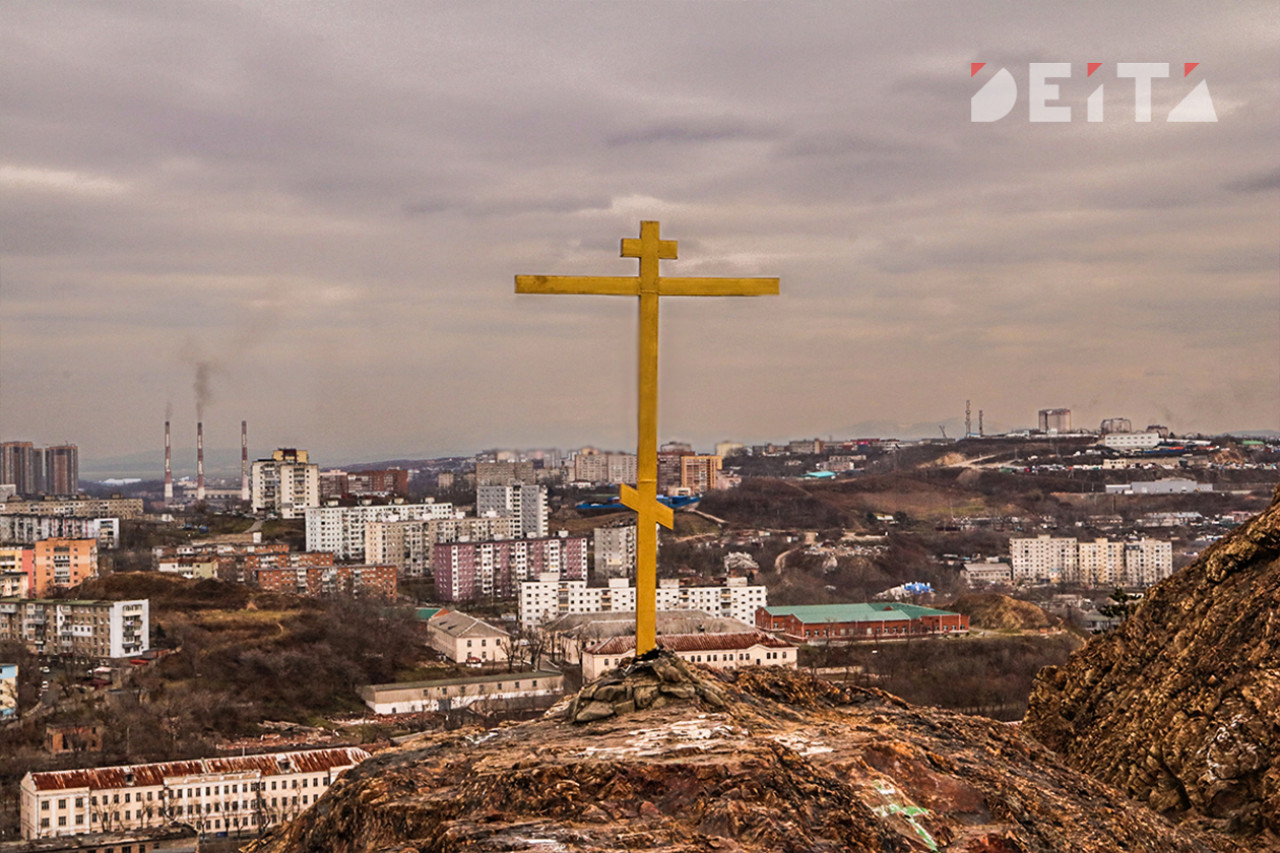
[2, 2, 1277, 471]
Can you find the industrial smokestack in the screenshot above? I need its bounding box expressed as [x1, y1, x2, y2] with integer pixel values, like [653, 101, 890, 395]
[240, 420, 249, 502]
[196, 421, 205, 502]
[164, 420, 173, 505]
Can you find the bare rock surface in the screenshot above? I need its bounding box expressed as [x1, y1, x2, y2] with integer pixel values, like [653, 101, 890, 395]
[248, 653, 1230, 853]
[1025, 486, 1280, 848]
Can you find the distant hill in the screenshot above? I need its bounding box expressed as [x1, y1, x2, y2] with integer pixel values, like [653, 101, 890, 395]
[948, 593, 1061, 632]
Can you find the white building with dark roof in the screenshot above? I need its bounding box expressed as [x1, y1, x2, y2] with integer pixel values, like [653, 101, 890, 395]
[19, 746, 368, 840]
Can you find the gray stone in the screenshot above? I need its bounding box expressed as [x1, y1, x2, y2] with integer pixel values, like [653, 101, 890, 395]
[574, 700, 617, 723]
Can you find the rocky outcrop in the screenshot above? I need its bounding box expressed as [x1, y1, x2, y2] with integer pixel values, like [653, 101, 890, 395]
[249, 652, 1230, 853]
[1025, 487, 1280, 847]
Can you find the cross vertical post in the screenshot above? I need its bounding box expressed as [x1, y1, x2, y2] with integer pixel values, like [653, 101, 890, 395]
[516, 221, 778, 656]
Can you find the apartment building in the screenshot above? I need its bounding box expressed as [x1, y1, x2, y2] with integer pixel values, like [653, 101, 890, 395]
[44, 445, 80, 496]
[0, 441, 43, 496]
[519, 575, 767, 629]
[364, 515, 520, 578]
[0, 515, 119, 549]
[592, 525, 636, 579]
[32, 539, 99, 596]
[0, 497, 143, 520]
[19, 746, 368, 840]
[433, 535, 587, 602]
[0, 599, 148, 659]
[476, 484, 547, 538]
[679, 455, 723, 494]
[475, 460, 536, 486]
[304, 500, 455, 562]
[0, 546, 33, 597]
[250, 449, 321, 519]
[1009, 535, 1077, 583]
[253, 564, 397, 599]
[1011, 535, 1173, 586]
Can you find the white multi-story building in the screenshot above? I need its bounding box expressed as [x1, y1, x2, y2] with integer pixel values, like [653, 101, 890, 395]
[1100, 432, 1162, 450]
[305, 500, 455, 562]
[1076, 539, 1126, 586]
[19, 747, 368, 840]
[364, 514, 521, 578]
[1011, 536, 1173, 587]
[1123, 538, 1174, 586]
[0, 515, 120, 549]
[251, 449, 320, 519]
[593, 525, 636, 580]
[476, 484, 547, 539]
[1010, 535, 1077, 583]
[519, 574, 767, 629]
[0, 599, 148, 660]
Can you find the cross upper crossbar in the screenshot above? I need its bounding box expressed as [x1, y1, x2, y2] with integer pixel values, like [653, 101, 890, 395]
[515, 221, 779, 655]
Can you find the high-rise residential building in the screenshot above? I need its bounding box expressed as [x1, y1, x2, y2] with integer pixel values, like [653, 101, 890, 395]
[593, 525, 636, 579]
[476, 484, 547, 538]
[43, 445, 78, 496]
[305, 500, 455, 562]
[433, 535, 587, 602]
[0, 442, 42, 496]
[31, 539, 98, 596]
[250, 449, 320, 519]
[680, 455, 723, 494]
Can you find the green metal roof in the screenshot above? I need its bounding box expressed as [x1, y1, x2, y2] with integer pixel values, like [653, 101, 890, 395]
[414, 607, 444, 622]
[761, 603, 957, 623]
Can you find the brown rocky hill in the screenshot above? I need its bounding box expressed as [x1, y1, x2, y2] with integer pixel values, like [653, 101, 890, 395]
[248, 654, 1232, 853]
[948, 593, 1059, 632]
[1024, 486, 1280, 848]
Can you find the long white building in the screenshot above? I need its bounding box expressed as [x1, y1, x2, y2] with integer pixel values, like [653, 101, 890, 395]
[20, 747, 368, 840]
[1011, 535, 1172, 586]
[305, 500, 455, 562]
[519, 574, 767, 629]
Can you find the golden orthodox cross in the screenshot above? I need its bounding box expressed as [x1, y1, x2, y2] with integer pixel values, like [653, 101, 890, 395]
[516, 221, 778, 655]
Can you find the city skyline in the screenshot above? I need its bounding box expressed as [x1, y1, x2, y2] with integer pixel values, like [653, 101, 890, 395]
[2, 3, 1277, 466]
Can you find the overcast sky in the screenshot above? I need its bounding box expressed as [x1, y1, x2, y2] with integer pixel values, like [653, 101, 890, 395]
[2, 1, 1277, 473]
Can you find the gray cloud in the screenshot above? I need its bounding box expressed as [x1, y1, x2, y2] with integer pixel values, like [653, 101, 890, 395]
[0, 1, 1276, 466]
